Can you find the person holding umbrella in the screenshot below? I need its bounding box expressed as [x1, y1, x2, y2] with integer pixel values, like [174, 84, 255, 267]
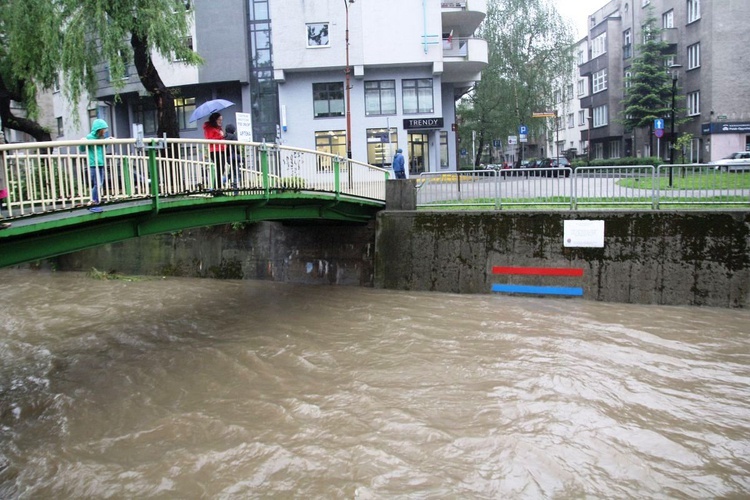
[203, 112, 226, 186]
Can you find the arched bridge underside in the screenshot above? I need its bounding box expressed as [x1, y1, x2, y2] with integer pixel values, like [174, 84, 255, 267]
[0, 138, 387, 268]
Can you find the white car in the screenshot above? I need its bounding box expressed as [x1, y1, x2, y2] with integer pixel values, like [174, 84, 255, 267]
[713, 152, 750, 172]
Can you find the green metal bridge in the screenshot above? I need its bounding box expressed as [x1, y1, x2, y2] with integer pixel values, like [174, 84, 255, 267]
[0, 138, 388, 268]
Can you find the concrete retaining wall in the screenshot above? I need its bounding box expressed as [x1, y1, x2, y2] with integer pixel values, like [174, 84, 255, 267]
[374, 211, 750, 308]
[57, 221, 376, 286]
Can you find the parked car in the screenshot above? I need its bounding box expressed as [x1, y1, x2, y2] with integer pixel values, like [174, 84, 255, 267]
[516, 158, 543, 176]
[539, 157, 572, 177]
[712, 152, 750, 172]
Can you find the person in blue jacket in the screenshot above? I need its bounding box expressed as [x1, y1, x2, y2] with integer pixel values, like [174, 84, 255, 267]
[79, 119, 109, 207]
[392, 148, 406, 179]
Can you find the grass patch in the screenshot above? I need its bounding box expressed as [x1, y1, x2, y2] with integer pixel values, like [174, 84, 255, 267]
[618, 172, 750, 190]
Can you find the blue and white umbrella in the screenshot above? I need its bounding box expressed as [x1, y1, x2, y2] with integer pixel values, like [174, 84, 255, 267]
[189, 99, 235, 123]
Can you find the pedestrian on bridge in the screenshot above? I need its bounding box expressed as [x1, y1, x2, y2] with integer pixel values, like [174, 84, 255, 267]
[393, 148, 406, 179]
[0, 126, 9, 229]
[79, 119, 109, 209]
[203, 113, 226, 187]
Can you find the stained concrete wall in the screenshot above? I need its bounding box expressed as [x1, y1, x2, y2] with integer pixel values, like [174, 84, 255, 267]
[55, 207, 750, 308]
[374, 211, 750, 308]
[57, 221, 375, 286]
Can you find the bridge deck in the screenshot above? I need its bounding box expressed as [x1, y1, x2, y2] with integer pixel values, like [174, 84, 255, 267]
[0, 139, 387, 267]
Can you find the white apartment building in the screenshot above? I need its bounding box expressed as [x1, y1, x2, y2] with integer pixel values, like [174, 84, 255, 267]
[43, 0, 487, 175]
[549, 37, 590, 160]
[271, 0, 487, 175]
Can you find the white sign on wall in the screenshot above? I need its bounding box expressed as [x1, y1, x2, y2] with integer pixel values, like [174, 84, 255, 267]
[235, 112, 253, 143]
[564, 220, 605, 248]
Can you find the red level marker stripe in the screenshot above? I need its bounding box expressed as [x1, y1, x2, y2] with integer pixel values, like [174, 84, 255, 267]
[492, 266, 583, 277]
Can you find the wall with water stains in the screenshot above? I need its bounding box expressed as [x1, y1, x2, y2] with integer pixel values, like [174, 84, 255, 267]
[374, 211, 750, 308]
[57, 221, 376, 287]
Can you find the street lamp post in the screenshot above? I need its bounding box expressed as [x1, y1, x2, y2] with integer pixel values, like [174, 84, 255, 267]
[668, 65, 681, 187]
[344, 0, 354, 160]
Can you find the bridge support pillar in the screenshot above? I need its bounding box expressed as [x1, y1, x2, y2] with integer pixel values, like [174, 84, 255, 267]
[385, 179, 416, 211]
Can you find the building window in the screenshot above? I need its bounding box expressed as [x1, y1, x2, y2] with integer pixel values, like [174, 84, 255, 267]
[687, 91, 700, 116]
[402, 79, 434, 114]
[554, 90, 561, 103]
[176, 97, 197, 130]
[366, 128, 398, 167]
[687, 0, 700, 23]
[106, 51, 130, 82]
[687, 43, 700, 70]
[662, 10, 674, 29]
[313, 82, 344, 118]
[364, 80, 396, 116]
[664, 55, 676, 69]
[624, 69, 632, 96]
[594, 142, 604, 159]
[306, 23, 329, 47]
[578, 110, 586, 126]
[315, 130, 346, 158]
[593, 104, 608, 127]
[566, 84, 574, 99]
[440, 131, 449, 169]
[577, 49, 586, 65]
[173, 36, 194, 62]
[56, 117, 64, 137]
[623, 29, 632, 59]
[591, 33, 606, 59]
[567, 113, 574, 128]
[592, 68, 607, 93]
[609, 140, 621, 158]
[577, 78, 587, 97]
[134, 101, 158, 135]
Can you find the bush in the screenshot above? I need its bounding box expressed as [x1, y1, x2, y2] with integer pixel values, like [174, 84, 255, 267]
[574, 156, 662, 168]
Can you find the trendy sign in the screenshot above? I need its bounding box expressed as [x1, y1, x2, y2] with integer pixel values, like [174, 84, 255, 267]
[403, 118, 444, 129]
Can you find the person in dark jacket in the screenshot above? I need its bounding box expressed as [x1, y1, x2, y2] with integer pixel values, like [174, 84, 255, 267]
[392, 148, 406, 179]
[224, 124, 241, 188]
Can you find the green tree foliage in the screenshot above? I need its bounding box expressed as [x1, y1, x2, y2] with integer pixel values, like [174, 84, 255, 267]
[621, 7, 672, 150]
[458, 0, 573, 166]
[0, 0, 201, 141]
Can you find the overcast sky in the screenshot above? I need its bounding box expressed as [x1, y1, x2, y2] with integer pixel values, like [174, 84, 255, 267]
[552, 0, 609, 39]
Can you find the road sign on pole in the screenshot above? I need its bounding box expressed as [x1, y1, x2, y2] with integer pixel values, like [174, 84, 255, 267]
[654, 118, 665, 130]
[519, 125, 528, 135]
[655, 128, 665, 138]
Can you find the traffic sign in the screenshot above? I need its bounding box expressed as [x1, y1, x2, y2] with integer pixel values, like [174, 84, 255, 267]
[654, 118, 665, 130]
[655, 128, 665, 138]
[519, 134, 528, 143]
[519, 125, 528, 135]
[508, 135, 517, 145]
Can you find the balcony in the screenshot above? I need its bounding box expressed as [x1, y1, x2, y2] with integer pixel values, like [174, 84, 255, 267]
[442, 0, 487, 34]
[441, 37, 488, 83]
[662, 28, 678, 46]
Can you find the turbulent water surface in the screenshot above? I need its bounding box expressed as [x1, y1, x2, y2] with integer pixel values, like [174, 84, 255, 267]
[0, 269, 749, 498]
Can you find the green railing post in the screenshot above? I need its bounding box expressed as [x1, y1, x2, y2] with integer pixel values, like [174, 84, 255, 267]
[333, 156, 341, 199]
[123, 157, 132, 196]
[260, 143, 270, 199]
[148, 140, 160, 213]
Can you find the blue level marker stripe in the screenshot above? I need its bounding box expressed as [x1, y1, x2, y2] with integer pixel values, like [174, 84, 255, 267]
[491, 284, 584, 296]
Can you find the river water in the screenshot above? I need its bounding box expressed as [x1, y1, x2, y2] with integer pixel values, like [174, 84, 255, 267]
[1, 269, 749, 498]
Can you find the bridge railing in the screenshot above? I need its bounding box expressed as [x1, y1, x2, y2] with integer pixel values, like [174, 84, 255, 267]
[0, 138, 388, 218]
[416, 165, 750, 210]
